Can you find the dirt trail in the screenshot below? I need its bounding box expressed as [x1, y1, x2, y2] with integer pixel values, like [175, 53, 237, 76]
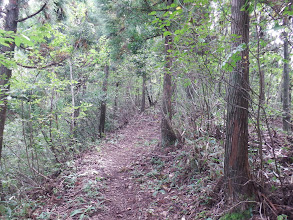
[37, 112, 161, 219]
[93, 113, 160, 219]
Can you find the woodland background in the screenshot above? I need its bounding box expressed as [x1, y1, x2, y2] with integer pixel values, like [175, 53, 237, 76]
[0, 0, 292, 219]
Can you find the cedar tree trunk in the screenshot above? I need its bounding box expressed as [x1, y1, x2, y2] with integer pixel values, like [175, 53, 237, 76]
[161, 0, 177, 148]
[224, 0, 252, 201]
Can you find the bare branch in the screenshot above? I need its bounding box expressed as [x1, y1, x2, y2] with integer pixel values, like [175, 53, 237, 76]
[16, 3, 47, 23]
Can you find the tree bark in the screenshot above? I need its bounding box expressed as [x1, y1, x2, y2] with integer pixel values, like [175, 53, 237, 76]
[161, 0, 177, 147]
[282, 17, 291, 132]
[224, 0, 253, 202]
[114, 81, 119, 119]
[0, 0, 19, 202]
[99, 65, 109, 138]
[259, 26, 265, 105]
[69, 60, 76, 134]
[146, 86, 154, 106]
[141, 73, 146, 112]
[0, 0, 19, 160]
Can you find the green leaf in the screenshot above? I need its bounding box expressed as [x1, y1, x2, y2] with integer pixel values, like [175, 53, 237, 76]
[163, 11, 169, 17]
[283, 10, 293, 16]
[277, 214, 288, 220]
[231, 34, 241, 39]
[0, 38, 11, 47]
[14, 36, 21, 47]
[163, 31, 172, 36]
[149, 11, 156, 15]
[174, 29, 181, 34]
[20, 34, 34, 46]
[14, 34, 34, 47]
[267, 159, 273, 164]
[183, 78, 191, 87]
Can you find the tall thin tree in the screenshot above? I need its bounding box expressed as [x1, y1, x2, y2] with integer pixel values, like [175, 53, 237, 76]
[99, 65, 109, 138]
[141, 72, 146, 112]
[161, 0, 177, 147]
[224, 0, 253, 201]
[282, 9, 291, 132]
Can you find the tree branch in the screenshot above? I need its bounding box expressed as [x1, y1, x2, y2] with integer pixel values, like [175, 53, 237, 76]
[143, 33, 162, 41]
[16, 58, 67, 69]
[16, 3, 47, 23]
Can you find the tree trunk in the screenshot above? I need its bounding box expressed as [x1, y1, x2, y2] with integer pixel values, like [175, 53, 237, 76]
[0, 0, 19, 201]
[99, 65, 109, 138]
[282, 17, 291, 132]
[224, 0, 253, 202]
[259, 32, 265, 105]
[146, 86, 154, 106]
[161, 0, 177, 148]
[69, 60, 76, 134]
[0, 0, 19, 160]
[141, 73, 146, 112]
[114, 82, 119, 119]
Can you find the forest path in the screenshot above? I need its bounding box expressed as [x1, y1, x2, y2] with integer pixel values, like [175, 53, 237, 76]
[91, 112, 160, 219]
[37, 112, 162, 219]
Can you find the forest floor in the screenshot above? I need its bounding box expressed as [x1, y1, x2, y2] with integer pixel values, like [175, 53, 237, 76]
[34, 110, 206, 220]
[32, 109, 293, 220]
